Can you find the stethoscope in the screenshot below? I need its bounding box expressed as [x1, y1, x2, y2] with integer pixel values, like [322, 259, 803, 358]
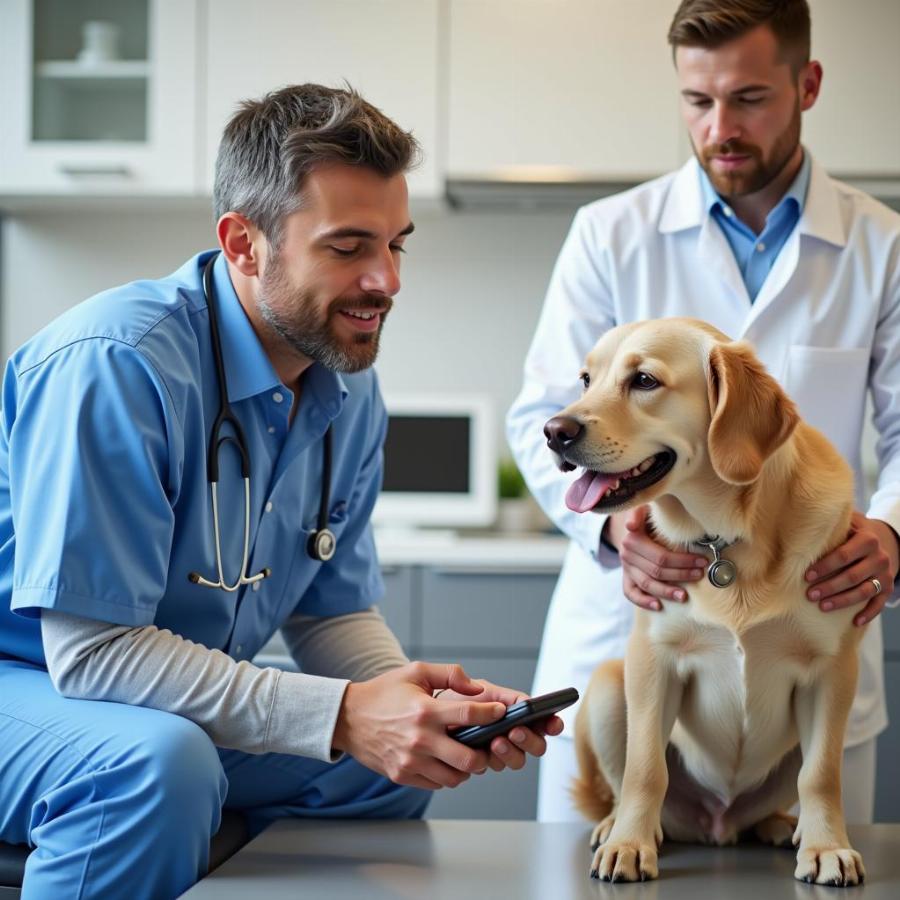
[187, 253, 337, 592]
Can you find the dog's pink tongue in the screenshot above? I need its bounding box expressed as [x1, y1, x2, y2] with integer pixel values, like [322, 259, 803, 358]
[565, 470, 615, 513]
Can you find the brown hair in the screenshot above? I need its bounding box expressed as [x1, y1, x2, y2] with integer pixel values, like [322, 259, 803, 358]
[667, 0, 811, 71]
[213, 83, 421, 247]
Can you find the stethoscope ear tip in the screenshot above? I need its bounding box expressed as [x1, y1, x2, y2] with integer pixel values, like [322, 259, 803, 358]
[188, 572, 201, 584]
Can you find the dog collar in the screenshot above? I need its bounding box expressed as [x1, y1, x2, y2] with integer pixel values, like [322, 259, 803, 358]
[694, 535, 737, 588]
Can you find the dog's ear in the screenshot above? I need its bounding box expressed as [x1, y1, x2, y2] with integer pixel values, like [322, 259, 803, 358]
[706, 341, 799, 484]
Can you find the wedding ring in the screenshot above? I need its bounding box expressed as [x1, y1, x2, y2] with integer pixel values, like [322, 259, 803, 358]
[869, 576, 882, 595]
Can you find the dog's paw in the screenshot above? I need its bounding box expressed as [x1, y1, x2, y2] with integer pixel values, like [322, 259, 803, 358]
[754, 812, 797, 848]
[589, 839, 659, 882]
[794, 846, 866, 886]
[589, 812, 617, 851]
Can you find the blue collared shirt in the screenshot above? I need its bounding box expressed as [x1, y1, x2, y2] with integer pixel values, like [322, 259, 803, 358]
[0, 251, 386, 666]
[699, 150, 811, 302]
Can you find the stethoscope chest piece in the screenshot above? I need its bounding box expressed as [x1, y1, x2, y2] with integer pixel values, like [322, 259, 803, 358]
[308, 527, 337, 562]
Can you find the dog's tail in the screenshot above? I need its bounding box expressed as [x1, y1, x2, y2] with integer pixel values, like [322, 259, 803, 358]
[570, 677, 616, 822]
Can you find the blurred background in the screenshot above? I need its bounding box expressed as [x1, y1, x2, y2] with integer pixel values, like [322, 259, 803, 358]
[1, 0, 898, 821]
[2, 0, 898, 455]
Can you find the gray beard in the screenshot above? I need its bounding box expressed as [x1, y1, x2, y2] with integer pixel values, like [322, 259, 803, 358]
[257, 255, 385, 374]
[257, 296, 380, 374]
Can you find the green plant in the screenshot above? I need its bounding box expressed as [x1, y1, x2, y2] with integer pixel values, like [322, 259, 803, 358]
[497, 457, 527, 499]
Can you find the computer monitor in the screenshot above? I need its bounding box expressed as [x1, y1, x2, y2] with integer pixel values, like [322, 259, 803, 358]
[372, 394, 497, 529]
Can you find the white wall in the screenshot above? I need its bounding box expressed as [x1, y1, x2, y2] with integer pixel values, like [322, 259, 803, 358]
[0, 206, 574, 453]
[0, 200, 883, 492]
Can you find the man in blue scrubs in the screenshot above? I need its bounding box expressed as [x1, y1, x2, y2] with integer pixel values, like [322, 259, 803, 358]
[0, 84, 561, 899]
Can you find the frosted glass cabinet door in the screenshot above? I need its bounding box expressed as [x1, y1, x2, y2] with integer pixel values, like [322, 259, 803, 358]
[0, 0, 198, 195]
[202, 0, 441, 199]
[804, 0, 900, 176]
[446, 0, 684, 179]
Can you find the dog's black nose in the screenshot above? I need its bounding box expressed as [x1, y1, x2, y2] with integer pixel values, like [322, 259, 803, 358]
[544, 416, 583, 454]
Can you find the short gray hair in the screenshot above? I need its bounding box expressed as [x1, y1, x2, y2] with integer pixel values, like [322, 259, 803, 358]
[213, 83, 421, 247]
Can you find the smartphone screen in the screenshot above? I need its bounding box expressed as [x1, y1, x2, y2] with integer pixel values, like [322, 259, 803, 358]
[452, 687, 578, 749]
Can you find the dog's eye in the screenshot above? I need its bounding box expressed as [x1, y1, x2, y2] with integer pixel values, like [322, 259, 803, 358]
[580, 373, 590, 390]
[632, 371, 660, 390]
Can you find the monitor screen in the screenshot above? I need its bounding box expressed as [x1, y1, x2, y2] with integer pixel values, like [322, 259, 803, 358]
[382, 415, 471, 494]
[372, 394, 496, 529]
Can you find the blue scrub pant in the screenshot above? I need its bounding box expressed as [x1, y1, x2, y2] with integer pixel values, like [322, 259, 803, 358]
[0, 659, 430, 899]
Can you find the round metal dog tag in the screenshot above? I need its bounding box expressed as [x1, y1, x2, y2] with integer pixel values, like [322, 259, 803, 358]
[708, 558, 736, 588]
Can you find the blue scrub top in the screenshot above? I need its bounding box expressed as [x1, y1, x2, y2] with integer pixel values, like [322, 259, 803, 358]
[0, 251, 386, 666]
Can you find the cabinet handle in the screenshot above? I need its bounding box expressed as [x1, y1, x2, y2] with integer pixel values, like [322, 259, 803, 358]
[58, 164, 132, 178]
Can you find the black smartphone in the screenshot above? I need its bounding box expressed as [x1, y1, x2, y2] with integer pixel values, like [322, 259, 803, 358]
[452, 687, 579, 749]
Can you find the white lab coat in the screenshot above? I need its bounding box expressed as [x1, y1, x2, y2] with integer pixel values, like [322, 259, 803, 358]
[507, 153, 900, 753]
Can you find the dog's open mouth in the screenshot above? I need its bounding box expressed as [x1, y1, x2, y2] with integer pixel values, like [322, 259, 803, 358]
[565, 450, 676, 513]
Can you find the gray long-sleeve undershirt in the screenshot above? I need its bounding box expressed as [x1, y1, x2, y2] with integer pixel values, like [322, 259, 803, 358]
[41, 606, 409, 762]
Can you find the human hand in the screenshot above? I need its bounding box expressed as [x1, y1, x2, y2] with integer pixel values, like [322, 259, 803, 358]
[437, 679, 564, 772]
[608, 505, 707, 611]
[331, 662, 505, 790]
[805, 511, 899, 626]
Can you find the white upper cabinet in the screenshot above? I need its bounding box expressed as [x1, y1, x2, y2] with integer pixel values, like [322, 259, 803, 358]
[0, 0, 198, 195]
[202, 0, 441, 199]
[446, 0, 684, 179]
[1, 1, 897, 199]
[804, 0, 900, 176]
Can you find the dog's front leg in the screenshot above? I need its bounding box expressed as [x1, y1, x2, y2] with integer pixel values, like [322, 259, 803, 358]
[591, 630, 681, 882]
[792, 648, 865, 886]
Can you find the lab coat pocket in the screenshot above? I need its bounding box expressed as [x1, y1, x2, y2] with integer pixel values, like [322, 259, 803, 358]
[783, 345, 869, 461]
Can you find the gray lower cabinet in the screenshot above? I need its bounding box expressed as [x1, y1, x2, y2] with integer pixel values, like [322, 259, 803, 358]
[876, 612, 900, 823]
[417, 569, 558, 654]
[256, 563, 900, 823]
[252, 563, 559, 821]
[376, 565, 416, 649]
[412, 568, 558, 821]
[423, 654, 543, 821]
[877, 659, 900, 822]
[254, 565, 417, 666]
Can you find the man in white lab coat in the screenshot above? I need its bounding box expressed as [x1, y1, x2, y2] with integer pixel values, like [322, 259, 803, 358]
[507, 0, 900, 823]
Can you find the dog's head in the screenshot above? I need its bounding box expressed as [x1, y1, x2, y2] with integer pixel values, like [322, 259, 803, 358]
[545, 318, 800, 515]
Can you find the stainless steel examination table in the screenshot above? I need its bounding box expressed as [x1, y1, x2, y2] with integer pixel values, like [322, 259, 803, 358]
[181, 819, 900, 899]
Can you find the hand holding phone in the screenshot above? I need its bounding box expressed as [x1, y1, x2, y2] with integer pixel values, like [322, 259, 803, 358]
[452, 687, 578, 749]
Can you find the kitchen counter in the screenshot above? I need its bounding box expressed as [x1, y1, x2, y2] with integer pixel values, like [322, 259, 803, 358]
[182, 819, 900, 899]
[374, 530, 569, 569]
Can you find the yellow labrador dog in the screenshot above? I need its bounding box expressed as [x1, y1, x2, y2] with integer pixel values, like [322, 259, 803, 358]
[544, 318, 866, 886]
